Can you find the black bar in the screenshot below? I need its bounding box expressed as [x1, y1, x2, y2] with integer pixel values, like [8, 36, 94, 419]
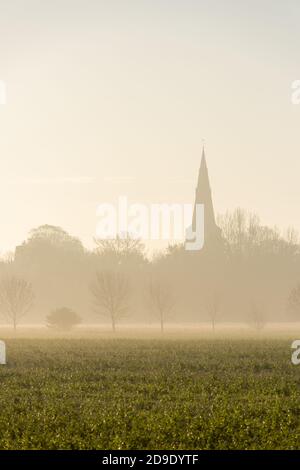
[0, 450, 299, 466]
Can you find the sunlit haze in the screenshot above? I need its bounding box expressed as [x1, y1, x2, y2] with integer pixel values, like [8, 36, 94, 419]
[0, 0, 299, 252]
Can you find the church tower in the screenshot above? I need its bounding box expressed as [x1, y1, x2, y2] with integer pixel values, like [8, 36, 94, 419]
[192, 147, 222, 251]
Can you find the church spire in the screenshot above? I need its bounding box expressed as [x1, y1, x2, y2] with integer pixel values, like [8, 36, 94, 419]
[192, 147, 221, 249]
[196, 145, 210, 192]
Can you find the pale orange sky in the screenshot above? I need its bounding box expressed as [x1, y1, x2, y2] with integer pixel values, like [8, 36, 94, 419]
[0, 0, 300, 253]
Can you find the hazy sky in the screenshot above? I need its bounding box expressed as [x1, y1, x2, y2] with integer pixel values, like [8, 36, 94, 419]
[0, 0, 299, 253]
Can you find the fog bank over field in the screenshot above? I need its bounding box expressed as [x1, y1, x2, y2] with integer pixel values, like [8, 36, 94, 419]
[0, 206, 300, 333]
[0, 324, 300, 341]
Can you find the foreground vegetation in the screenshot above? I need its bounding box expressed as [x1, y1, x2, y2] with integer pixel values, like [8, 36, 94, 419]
[0, 335, 299, 449]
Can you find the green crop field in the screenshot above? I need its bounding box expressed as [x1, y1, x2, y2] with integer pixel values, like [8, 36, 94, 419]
[0, 336, 299, 450]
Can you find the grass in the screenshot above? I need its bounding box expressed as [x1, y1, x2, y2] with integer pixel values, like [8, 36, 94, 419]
[0, 335, 299, 449]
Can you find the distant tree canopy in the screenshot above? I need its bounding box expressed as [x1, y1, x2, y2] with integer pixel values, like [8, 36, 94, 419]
[14, 225, 85, 270]
[24, 225, 84, 252]
[46, 307, 82, 331]
[12, 226, 89, 325]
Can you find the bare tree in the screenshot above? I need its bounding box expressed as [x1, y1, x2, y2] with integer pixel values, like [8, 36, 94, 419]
[94, 235, 145, 257]
[0, 251, 14, 264]
[203, 289, 222, 332]
[287, 283, 300, 318]
[90, 270, 130, 332]
[217, 208, 298, 258]
[146, 279, 174, 333]
[0, 276, 35, 330]
[248, 299, 266, 331]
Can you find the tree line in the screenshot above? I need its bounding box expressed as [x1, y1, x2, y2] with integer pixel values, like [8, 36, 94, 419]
[0, 208, 300, 331]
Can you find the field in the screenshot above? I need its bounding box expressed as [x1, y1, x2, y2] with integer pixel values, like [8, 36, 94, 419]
[0, 332, 299, 449]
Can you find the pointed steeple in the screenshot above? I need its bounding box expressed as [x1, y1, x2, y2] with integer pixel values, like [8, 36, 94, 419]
[196, 146, 212, 201]
[192, 147, 221, 250]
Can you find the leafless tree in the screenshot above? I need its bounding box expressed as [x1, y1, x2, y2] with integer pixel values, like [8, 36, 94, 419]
[248, 299, 266, 331]
[94, 235, 144, 256]
[203, 289, 222, 331]
[90, 270, 130, 332]
[287, 283, 300, 318]
[146, 279, 174, 333]
[0, 276, 35, 330]
[217, 208, 298, 258]
[0, 251, 14, 264]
